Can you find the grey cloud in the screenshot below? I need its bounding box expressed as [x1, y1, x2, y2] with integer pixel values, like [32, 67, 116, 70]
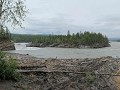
[12, 17, 89, 35]
[95, 15, 120, 27]
[10, 0, 120, 38]
[10, 14, 120, 38]
[93, 15, 120, 37]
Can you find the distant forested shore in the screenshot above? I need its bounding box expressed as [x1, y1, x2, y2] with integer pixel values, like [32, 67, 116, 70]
[12, 31, 110, 48]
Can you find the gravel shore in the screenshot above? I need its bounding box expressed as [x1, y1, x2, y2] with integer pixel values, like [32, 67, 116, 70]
[0, 53, 120, 90]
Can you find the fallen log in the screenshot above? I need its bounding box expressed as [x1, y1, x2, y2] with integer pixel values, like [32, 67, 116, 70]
[17, 69, 120, 76]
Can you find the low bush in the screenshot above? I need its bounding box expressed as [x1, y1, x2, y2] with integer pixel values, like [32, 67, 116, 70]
[0, 51, 20, 81]
[86, 72, 95, 83]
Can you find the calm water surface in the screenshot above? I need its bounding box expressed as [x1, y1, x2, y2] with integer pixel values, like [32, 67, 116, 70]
[9, 42, 120, 59]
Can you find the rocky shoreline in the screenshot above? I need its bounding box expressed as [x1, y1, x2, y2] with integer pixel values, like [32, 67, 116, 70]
[26, 42, 110, 48]
[0, 53, 119, 90]
[0, 40, 15, 51]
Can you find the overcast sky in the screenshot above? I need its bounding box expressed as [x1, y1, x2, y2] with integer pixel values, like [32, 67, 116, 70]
[10, 0, 120, 38]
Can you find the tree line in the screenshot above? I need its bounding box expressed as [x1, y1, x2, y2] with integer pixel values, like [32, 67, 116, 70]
[0, 25, 11, 41]
[12, 31, 109, 47]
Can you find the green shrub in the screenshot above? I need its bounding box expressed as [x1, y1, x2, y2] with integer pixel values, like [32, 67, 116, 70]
[86, 72, 95, 83]
[0, 51, 20, 81]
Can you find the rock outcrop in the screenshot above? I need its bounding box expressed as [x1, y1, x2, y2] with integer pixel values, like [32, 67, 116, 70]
[0, 40, 15, 51]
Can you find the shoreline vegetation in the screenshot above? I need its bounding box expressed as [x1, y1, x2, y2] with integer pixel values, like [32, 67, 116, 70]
[12, 31, 110, 48]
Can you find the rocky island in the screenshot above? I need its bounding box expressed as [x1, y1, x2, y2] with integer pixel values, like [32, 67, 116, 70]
[12, 31, 110, 48]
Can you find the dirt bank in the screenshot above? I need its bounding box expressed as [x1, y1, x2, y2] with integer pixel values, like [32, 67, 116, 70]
[0, 40, 15, 51]
[0, 53, 120, 90]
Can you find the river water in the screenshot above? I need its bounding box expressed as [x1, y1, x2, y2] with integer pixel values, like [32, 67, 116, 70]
[8, 42, 120, 59]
